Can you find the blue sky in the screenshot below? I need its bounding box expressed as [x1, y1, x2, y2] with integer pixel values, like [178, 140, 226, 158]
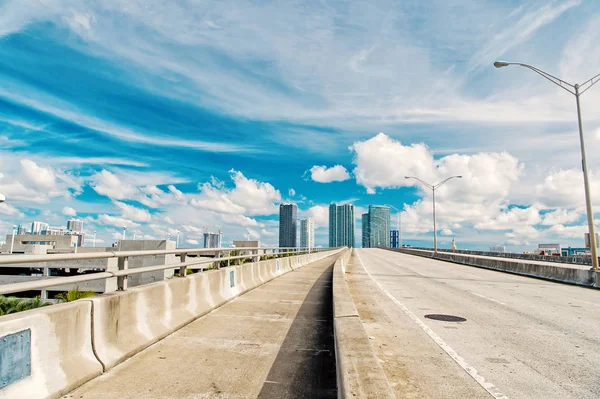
[1, 0, 600, 250]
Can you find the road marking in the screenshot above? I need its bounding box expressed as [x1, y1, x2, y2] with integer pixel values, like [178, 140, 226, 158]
[471, 292, 506, 306]
[355, 250, 510, 399]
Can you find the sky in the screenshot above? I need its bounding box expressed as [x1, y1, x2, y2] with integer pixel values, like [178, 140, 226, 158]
[1, 0, 600, 251]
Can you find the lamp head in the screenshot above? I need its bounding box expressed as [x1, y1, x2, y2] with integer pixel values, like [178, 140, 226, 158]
[457, 175, 463, 178]
[494, 61, 510, 68]
[0, 193, 4, 203]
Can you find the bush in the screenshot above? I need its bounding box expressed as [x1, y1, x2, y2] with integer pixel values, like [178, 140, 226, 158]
[55, 288, 97, 302]
[0, 296, 51, 315]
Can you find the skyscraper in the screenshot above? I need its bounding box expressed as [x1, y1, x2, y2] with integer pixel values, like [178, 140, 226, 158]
[367, 205, 391, 247]
[31, 221, 49, 235]
[328, 203, 355, 247]
[361, 213, 370, 248]
[203, 232, 222, 248]
[279, 203, 297, 247]
[390, 230, 399, 248]
[67, 219, 83, 233]
[300, 218, 314, 248]
[328, 204, 337, 247]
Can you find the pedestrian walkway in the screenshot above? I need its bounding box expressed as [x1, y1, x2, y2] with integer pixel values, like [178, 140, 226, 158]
[64, 255, 338, 399]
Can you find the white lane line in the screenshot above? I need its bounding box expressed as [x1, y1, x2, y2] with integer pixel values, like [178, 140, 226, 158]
[355, 250, 510, 399]
[471, 292, 506, 306]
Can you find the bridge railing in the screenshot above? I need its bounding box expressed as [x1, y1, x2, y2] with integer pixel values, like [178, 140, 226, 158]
[0, 246, 330, 295]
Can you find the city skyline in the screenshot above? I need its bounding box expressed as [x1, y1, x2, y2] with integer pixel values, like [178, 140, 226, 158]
[1, 1, 600, 251]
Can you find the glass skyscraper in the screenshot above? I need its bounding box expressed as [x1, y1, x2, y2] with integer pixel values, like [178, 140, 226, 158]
[361, 213, 370, 248]
[328, 203, 355, 247]
[300, 218, 314, 248]
[365, 205, 391, 248]
[279, 203, 297, 247]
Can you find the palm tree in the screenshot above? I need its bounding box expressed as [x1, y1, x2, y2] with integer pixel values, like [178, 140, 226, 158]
[55, 288, 97, 302]
[0, 295, 51, 315]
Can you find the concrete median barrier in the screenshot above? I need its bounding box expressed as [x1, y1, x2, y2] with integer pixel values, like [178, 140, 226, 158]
[332, 249, 395, 398]
[394, 248, 599, 288]
[0, 301, 102, 399]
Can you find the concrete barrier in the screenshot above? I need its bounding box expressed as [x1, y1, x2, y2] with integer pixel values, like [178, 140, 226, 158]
[0, 301, 102, 399]
[0, 249, 342, 398]
[393, 248, 600, 288]
[332, 249, 395, 399]
[90, 249, 341, 370]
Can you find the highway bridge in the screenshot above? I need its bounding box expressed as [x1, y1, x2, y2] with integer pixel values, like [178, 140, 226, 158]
[0, 247, 598, 398]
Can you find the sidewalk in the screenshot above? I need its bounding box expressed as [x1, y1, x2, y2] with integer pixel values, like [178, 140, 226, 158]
[64, 256, 338, 399]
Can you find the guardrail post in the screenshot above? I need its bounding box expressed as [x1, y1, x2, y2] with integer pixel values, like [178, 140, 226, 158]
[254, 249, 259, 263]
[117, 256, 128, 291]
[179, 253, 187, 277]
[227, 250, 230, 267]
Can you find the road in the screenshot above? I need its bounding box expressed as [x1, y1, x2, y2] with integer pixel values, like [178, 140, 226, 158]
[349, 248, 600, 399]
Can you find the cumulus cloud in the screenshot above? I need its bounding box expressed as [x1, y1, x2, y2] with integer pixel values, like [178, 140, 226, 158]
[440, 228, 454, 236]
[305, 205, 329, 228]
[62, 206, 77, 216]
[91, 170, 137, 200]
[535, 169, 600, 209]
[288, 188, 296, 196]
[114, 201, 152, 222]
[309, 165, 350, 183]
[541, 208, 581, 225]
[97, 214, 139, 228]
[186, 239, 199, 245]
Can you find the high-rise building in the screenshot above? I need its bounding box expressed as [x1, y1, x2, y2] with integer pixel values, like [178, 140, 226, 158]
[361, 213, 370, 248]
[300, 218, 314, 248]
[203, 232, 222, 248]
[30, 221, 49, 235]
[67, 219, 83, 232]
[16, 225, 29, 235]
[328, 203, 355, 247]
[490, 245, 506, 253]
[584, 233, 599, 248]
[279, 203, 297, 247]
[367, 205, 390, 247]
[328, 204, 338, 247]
[390, 230, 399, 248]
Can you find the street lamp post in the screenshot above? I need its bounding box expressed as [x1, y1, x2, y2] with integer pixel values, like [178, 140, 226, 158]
[176, 230, 180, 248]
[122, 226, 127, 240]
[405, 176, 462, 253]
[93, 231, 97, 247]
[0, 193, 5, 203]
[9, 225, 16, 254]
[494, 61, 600, 270]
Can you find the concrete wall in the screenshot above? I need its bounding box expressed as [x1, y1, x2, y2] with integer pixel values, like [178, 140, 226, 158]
[0, 301, 102, 399]
[393, 248, 600, 288]
[0, 249, 341, 399]
[332, 249, 395, 398]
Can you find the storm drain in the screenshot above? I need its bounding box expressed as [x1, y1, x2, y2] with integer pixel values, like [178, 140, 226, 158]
[424, 314, 467, 322]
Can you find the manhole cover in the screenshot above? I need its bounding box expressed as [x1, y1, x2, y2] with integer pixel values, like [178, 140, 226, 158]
[424, 314, 466, 322]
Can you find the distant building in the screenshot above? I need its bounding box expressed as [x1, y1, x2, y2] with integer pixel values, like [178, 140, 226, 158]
[279, 203, 297, 248]
[42, 227, 65, 236]
[31, 221, 49, 235]
[16, 225, 29, 235]
[361, 213, 370, 248]
[203, 232, 222, 248]
[300, 218, 314, 248]
[67, 219, 83, 232]
[537, 243, 561, 256]
[561, 247, 591, 256]
[489, 245, 506, 253]
[451, 237, 457, 250]
[367, 205, 390, 248]
[328, 203, 355, 247]
[390, 230, 399, 248]
[232, 240, 260, 248]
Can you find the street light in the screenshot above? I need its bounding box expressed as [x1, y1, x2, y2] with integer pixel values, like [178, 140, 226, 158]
[122, 226, 127, 240]
[405, 176, 462, 253]
[9, 225, 16, 254]
[495, 61, 600, 270]
[92, 231, 97, 247]
[0, 193, 5, 203]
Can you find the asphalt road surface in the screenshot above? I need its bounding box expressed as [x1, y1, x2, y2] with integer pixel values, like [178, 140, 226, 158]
[349, 248, 600, 399]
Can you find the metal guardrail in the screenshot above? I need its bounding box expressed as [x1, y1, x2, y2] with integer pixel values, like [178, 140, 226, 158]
[0, 247, 337, 296]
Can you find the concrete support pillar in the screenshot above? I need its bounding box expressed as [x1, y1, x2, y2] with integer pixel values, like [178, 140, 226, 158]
[117, 257, 128, 291]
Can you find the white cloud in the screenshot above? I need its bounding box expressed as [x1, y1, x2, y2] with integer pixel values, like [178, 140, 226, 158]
[186, 239, 199, 245]
[97, 214, 139, 228]
[475, 206, 541, 231]
[535, 169, 600, 209]
[305, 205, 329, 228]
[545, 224, 588, 239]
[91, 170, 136, 200]
[62, 206, 77, 217]
[440, 228, 454, 236]
[114, 201, 151, 222]
[309, 165, 350, 183]
[541, 208, 581, 226]
[288, 188, 296, 196]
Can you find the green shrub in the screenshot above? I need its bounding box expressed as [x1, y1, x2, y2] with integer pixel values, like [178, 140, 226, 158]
[0, 295, 51, 315]
[55, 288, 97, 302]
